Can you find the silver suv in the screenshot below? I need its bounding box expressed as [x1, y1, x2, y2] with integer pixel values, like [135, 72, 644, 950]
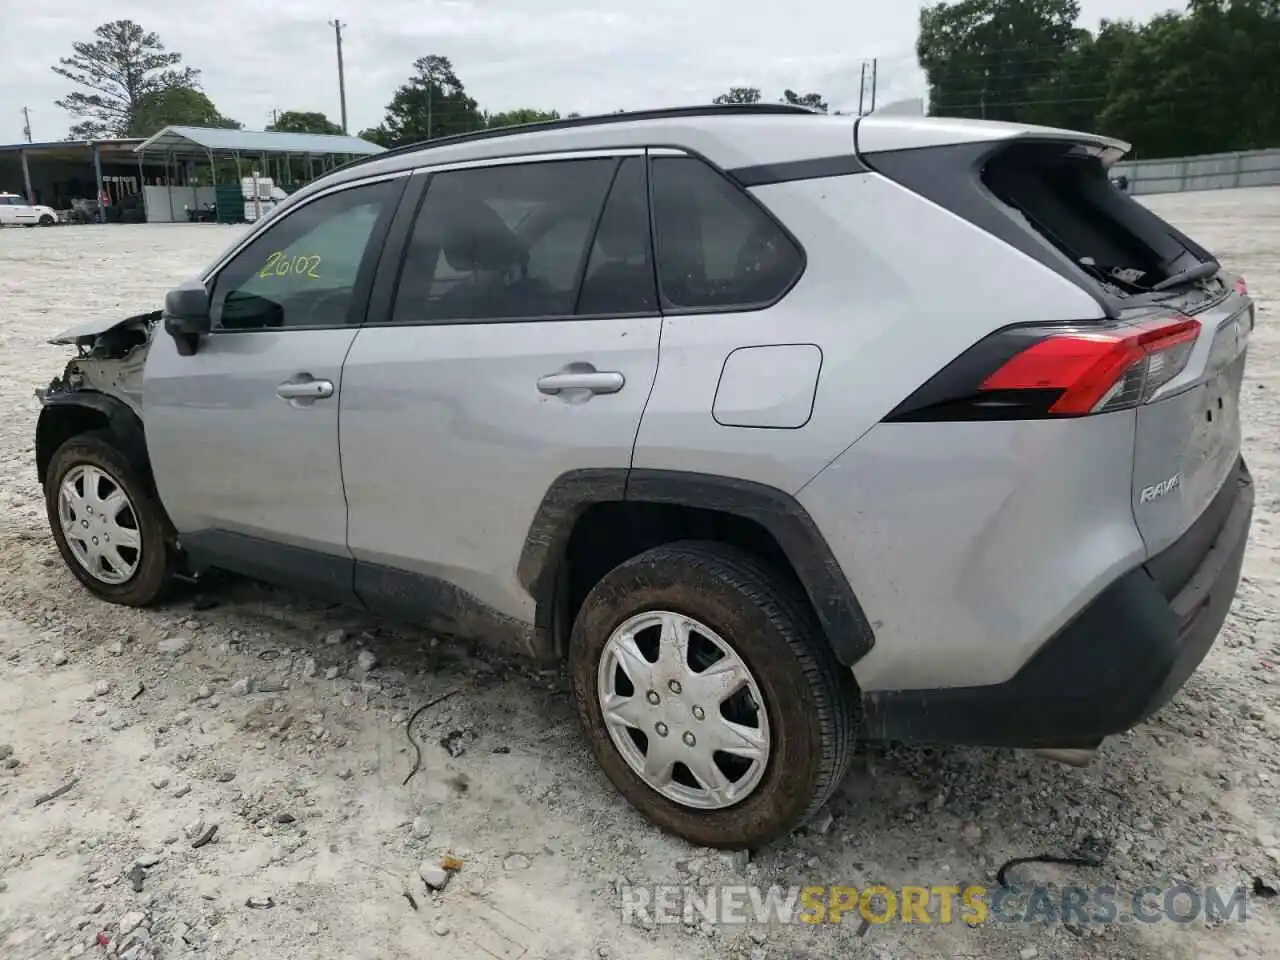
[35, 105, 1255, 849]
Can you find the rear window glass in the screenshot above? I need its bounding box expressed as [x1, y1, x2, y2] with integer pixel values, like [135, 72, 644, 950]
[982, 143, 1208, 298]
[650, 156, 803, 310]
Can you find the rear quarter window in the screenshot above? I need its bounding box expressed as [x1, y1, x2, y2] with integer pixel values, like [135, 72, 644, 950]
[649, 156, 803, 311]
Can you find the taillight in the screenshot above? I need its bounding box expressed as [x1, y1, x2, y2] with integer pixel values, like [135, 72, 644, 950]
[885, 315, 1201, 422]
[1235, 277, 1248, 296]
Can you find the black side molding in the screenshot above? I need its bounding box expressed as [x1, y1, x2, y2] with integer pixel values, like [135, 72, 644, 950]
[518, 468, 876, 667]
[727, 153, 868, 188]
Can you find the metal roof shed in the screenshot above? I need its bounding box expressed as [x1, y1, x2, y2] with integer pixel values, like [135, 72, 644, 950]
[133, 125, 386, 223]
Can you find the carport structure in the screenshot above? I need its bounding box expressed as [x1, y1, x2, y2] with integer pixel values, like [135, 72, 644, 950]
[132, 125, 387, 223]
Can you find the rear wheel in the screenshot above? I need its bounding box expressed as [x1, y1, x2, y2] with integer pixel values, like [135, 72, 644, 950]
[569, 541, 857, 849]
[44, 430, 177, 606]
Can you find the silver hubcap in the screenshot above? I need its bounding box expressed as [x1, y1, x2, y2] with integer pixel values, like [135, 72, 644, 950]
[57, 465, 142, 585]
[597, 611, 771, 810]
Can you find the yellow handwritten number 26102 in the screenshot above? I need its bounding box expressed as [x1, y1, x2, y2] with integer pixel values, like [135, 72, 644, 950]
[259, 252, 321, 280]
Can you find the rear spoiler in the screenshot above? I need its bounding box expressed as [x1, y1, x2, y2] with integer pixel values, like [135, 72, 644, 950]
[855, 115, 1131, 168]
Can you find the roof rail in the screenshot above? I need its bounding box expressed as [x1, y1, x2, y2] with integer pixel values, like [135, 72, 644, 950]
[334, 102, 819, 174]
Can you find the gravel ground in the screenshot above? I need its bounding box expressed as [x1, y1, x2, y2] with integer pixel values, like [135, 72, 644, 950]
[1, 189, 1278, 960]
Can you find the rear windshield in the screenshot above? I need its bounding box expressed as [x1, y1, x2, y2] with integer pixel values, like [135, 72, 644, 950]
[982, 142, 1213, 299]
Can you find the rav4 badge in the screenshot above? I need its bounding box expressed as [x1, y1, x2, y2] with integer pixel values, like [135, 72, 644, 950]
[1140, 473, 1183, 504]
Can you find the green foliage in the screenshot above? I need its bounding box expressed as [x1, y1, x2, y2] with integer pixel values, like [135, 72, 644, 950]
[917, 0, 1280, 157]
[713, 87, 763, 104]
[485, 108, 561, 129]
[363, 55, 485, 147]
[52, 20, 201, 139]
[781, 90, 829, 113]
[267, 111, 344, 135]
[130, 87, 240, 137]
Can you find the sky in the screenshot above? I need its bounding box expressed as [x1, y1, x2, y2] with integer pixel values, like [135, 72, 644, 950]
[0, 0, 1186, 145]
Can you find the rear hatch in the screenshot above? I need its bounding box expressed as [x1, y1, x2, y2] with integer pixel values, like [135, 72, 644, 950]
[862, 125, 1254, 574]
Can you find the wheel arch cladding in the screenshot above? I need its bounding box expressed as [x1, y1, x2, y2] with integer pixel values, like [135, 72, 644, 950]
[518, 468, 876, 666]
[37, 392, 152, 487]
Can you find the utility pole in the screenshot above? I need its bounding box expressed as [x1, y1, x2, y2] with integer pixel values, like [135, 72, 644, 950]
[21, 106, 32, 143]
[269, 108, 280, 127]
[869, 59, 878, 114]
[857, 63, 867, 116]
[328, 19, 349, 134]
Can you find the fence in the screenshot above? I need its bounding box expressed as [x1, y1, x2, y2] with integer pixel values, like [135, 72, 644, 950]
[1110, 148, 1280, 196]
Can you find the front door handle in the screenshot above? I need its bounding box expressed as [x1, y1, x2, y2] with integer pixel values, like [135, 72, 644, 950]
[536, 370, 625, 396]
[277, 375, 335, 401]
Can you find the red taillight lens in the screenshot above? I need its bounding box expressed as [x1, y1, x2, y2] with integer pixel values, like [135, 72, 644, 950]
[884, 315, 1204, 423]
[980, 316, 1200, 415]
[1235, 277, 1248, 296]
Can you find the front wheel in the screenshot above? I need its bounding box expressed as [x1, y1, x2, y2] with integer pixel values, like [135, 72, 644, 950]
[45, 430, 178, 606]
[570, 541, 858, 849]
[39, 214, 55, 226]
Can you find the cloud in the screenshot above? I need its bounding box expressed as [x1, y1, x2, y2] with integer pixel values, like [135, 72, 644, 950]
[2, 0, 1185, 143]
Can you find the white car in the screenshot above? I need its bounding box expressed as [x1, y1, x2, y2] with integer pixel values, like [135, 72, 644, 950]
[0, 192, 58, 227]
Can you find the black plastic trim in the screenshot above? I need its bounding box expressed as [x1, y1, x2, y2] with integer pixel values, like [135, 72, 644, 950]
[179, 531, 544, 658]
[36, 390, 151, 486]
[517, 468, 876, 666]
[354, 561, 539, 657]
[180, 530, 359, 604]
[727, 153, 868, 187]
[862, 457, 1253, 749]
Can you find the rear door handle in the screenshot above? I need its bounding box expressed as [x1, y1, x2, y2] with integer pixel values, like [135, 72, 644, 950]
[277, 376, 335, 400]
[536, 371, 625, 395]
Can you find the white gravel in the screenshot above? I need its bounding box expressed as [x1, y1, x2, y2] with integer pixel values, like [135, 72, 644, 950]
[1, 194, 1279, 959]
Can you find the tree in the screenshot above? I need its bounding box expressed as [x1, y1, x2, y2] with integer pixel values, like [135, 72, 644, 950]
[52, 19, 200, 138]
[915, 0, 1280, 158]
[364, 55, 485, 147]
[917, 0, 1083, 122]
[267, 111, 344, 135]
[485, 108, 560, 129]
[713, 87, 762, 104]
[781, 89, 829, 112]
[130, 87, 239, 137]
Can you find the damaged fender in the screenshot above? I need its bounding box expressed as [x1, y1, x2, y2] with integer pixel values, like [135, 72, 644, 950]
[35, 310, 159, 485]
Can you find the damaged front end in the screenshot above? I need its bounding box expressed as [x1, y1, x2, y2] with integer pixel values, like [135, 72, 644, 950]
[36, 310, 160, 415]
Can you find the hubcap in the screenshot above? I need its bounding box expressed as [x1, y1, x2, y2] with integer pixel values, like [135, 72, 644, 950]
[597, 610, 771, 810]
[57, 465, 142, 585]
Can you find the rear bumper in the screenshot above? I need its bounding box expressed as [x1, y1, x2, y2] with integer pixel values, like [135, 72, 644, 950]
[863, 456, 1254, 749]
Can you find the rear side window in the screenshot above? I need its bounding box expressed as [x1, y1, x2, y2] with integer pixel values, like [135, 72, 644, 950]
[981, 143, 1208, 297]
[391, 158, 616, 323]
[650, 156, 803, 310]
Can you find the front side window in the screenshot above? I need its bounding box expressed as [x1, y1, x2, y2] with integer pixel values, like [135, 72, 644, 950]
[391, 158, 618, 324]
[650, 156, 803, 310]
[211, 178, 399, 331]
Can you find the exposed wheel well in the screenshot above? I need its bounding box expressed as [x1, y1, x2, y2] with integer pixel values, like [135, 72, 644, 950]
[36, 395, 152, 489]
[36, 404, 111, 485]
[552, 500, 809, 658]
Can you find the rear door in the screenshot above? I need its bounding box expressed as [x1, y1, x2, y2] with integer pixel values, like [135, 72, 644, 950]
[339, 151, 662, 627]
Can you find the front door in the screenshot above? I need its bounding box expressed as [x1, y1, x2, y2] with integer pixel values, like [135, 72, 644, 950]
[339, 153, 662, 634]
[144, 174, 407, 591]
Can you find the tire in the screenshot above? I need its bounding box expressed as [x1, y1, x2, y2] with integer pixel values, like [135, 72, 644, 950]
[44, 429, 177, 606]
[39, 214, 55, 226]
[569, 540, 858, 849]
